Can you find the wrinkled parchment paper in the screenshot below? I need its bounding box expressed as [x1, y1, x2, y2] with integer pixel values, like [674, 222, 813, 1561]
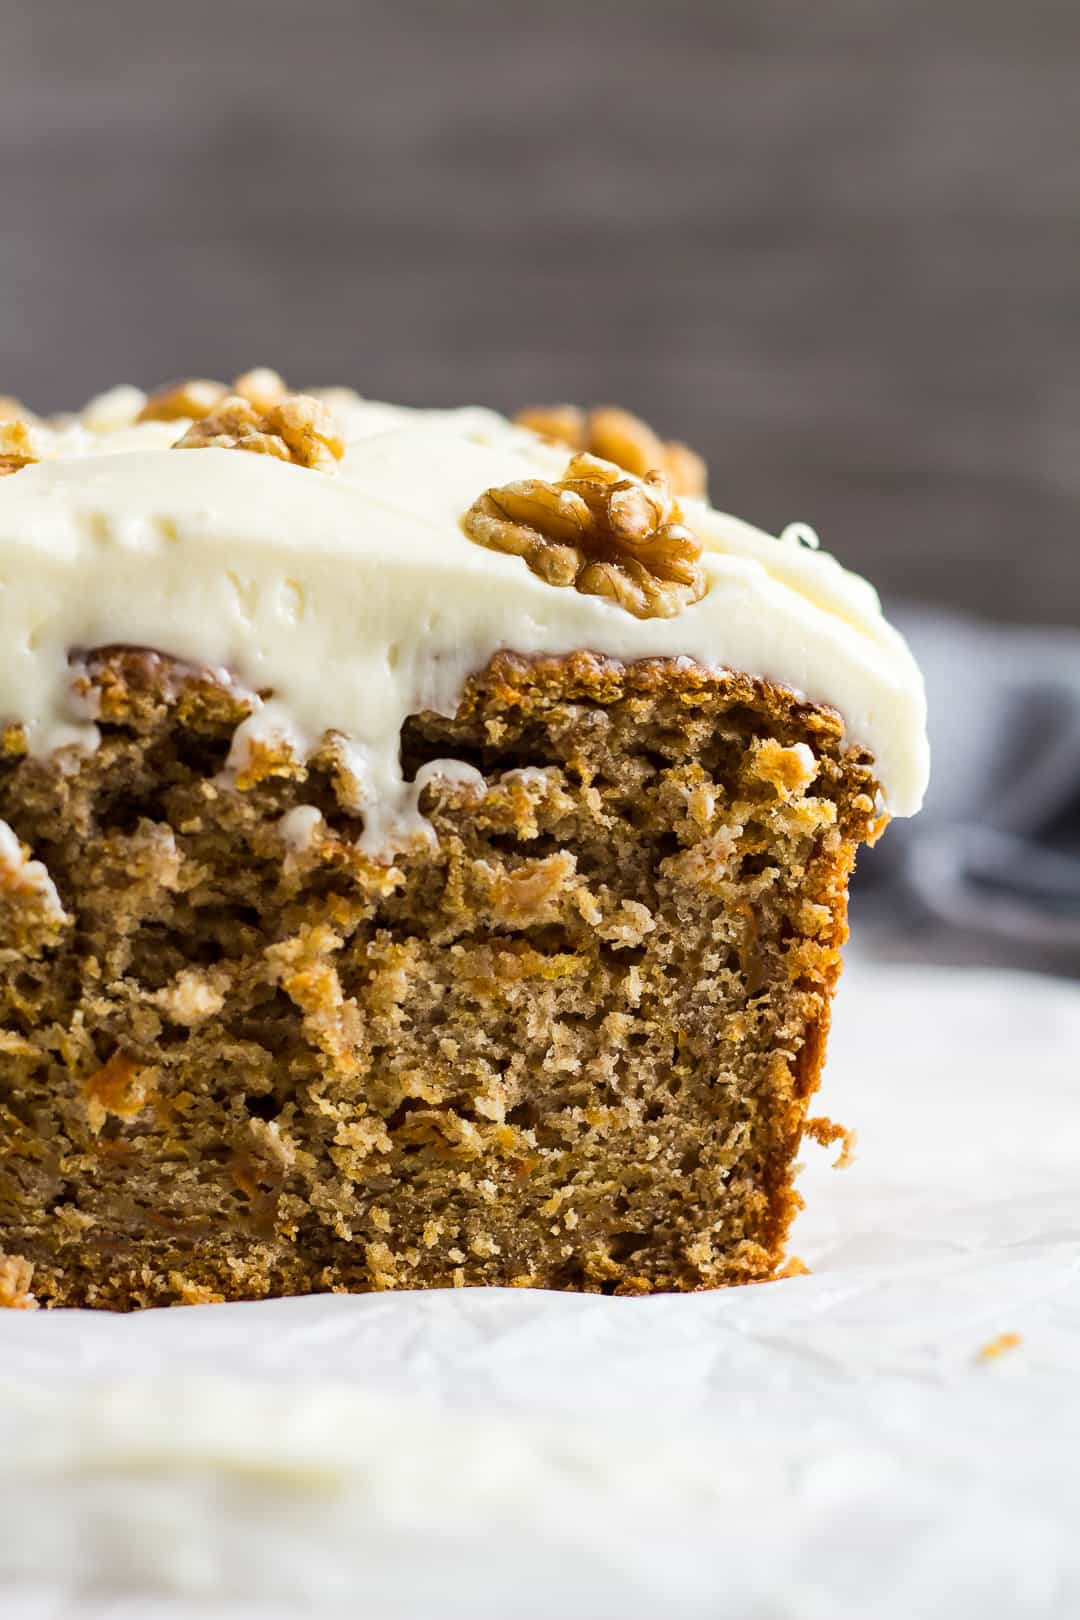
[2, 962, 1078, 1620]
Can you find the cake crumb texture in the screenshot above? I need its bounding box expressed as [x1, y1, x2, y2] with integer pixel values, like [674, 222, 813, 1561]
[0, 649, 879, 1308]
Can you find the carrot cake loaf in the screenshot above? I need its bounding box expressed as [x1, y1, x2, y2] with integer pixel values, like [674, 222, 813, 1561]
[0, 375, 928, 1308]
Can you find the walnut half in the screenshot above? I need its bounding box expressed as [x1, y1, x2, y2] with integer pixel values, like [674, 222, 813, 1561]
[463, 452, 707, 620]
[514, 404, 707, 498]
[172, 393, 345, 473]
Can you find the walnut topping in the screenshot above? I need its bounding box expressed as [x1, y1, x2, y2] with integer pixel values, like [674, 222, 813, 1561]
[231, 367, 289, 413]
[515, 403, 707, 498]
[0, 395, 34, 421]
[80, 385, 148, 433]
[514, 403, 587, 448]
[138, 377, 229, 423]
[172, 392, 345, 472]
[463, 451, 707, 619]
[0, 419, 42, 477]
[138, 367, 289, 423]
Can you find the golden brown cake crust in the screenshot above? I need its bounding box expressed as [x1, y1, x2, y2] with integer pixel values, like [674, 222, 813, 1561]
[0, 648, 880, 1308]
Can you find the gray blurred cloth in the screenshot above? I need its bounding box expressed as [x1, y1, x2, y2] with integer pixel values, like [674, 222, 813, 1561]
[858, 609, 1080, 969]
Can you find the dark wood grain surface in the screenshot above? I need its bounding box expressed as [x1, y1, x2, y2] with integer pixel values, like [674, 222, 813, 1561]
[2, 0, 1076, 624]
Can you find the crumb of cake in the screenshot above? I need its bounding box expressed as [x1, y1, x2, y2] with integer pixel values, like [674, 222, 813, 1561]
[976, 1332, 1022, 1363]
[173, 392, 345, 472]
[463, 451, 707, 619]
[0, 1253, 38, 1310]
[514, 403, 707, 497]
[775, 1255, 812, 1279]
[0, 419, 43, 476]
[804, 1115, 857, 1169]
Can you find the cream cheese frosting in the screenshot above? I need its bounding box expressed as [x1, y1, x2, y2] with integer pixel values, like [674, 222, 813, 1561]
[0, 387, 928, 853]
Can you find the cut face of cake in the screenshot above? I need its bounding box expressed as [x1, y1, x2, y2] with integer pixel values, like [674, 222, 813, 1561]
[0, 378, 928, 1308]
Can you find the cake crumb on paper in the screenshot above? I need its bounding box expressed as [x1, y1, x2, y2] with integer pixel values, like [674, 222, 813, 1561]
[804, 1115, 857, 1169]
[976, 1332, 1022, 1364]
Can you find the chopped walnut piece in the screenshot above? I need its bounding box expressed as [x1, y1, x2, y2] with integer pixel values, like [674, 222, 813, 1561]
[231, 367, 288, 413]
[138, 368, 290, 424]
[0, 395, 34, 421]
[138, 377, 229, 423]
[463, 451, 707, 619]
[589, 406, 673, 481]
[0, 1253, 38, 1310]
[173, 393, 345, 472]
[514, 403, 588, 448]
[659, 439, 709, 500]
[515, 403, 707, 498]
[0, 419, 42, 476]
[80, 384, 148, 433]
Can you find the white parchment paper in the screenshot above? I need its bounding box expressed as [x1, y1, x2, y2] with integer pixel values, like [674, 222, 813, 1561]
[1, 962, 1078, 1620]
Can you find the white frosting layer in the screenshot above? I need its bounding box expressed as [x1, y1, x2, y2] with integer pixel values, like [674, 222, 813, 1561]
[0, 390, 928, 851]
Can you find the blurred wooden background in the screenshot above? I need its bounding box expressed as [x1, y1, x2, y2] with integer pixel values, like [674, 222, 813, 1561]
[2, 0, 1076, 624]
